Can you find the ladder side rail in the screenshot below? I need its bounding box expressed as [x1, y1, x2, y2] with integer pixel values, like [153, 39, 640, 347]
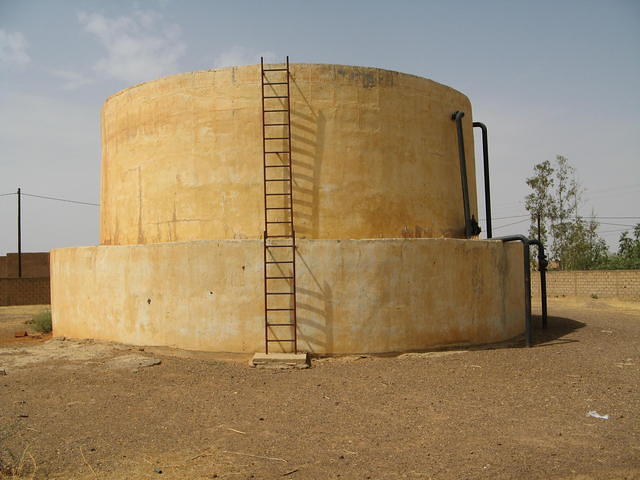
[285, 56, 298, 353]
[261, 57, 269, 354]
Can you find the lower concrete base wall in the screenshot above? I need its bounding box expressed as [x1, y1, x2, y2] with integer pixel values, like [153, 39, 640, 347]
[51, 238, 525, 354]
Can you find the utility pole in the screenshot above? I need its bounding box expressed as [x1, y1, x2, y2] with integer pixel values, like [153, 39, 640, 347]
[17, 187, 22, 278]
[536, 211, 542, 270]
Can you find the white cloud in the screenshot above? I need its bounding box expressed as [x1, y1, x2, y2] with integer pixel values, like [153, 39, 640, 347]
[77, 10, 185, 84]
[0, 29, 30, 67]
[213, 46, 277, 68]
[51, 69, 94, 90]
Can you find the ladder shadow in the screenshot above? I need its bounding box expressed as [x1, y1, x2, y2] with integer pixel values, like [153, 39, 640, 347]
[295, 250, 334, 353]
[289, 70, 325, 239]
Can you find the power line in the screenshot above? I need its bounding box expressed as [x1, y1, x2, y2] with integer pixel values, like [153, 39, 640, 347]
[493, 218, 529, 230]
[0, 192, 16, 197]
[483, 213, 639, 221]
[479, 214, 529, 222]
[597, 221, 637, 228]
[599, 228, 633, 234]
[21, 192, 99, 206]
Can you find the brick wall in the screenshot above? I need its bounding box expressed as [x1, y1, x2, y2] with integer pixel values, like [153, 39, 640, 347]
[0, 277, 51, 306]
[531, 270, 640, 300]
[0, 252, 50, 278]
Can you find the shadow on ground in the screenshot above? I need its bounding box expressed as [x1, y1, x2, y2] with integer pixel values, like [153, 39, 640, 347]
[531, 314, 585, 347]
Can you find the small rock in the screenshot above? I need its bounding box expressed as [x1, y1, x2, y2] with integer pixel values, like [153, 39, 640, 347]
[106, 354, 161, 370]
[154, 468, 163, 474]
[14, 331, 28, 338]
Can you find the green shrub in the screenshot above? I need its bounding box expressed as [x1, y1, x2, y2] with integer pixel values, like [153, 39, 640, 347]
[30, 311, 52, 333]
[591, 293, 599, 299]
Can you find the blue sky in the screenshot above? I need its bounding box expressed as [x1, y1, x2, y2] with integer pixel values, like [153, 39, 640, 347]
[1, 0, 639, 254]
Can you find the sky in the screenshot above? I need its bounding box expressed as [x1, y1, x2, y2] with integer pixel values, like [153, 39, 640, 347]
[0, 0, 639, 255]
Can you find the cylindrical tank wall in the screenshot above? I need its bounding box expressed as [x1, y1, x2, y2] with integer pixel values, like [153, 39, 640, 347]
[100, 64, 478, 245]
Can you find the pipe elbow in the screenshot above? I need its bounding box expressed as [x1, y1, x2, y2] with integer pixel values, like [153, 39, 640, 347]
[451, 111, 465, 121]
[472, 121, 487, 133]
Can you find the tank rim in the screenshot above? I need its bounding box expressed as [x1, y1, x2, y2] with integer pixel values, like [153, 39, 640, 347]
[103, 63, 469, 105]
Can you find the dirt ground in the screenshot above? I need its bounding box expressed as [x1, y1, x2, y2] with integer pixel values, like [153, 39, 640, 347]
[0, 299, 639, 480]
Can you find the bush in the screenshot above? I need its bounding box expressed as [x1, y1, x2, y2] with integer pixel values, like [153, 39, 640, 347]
[30, 310, 52, 333]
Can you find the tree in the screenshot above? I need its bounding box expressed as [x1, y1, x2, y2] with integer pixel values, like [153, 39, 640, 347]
[562, 214, 608, 270]
[524, 155, 608, 270]
[549, 155, 582, 264]
[524, 160, 554, 248]
[616, 224, 640, 269]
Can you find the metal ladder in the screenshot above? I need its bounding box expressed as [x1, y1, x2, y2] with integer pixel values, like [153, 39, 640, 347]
[261, 56, 297, 354]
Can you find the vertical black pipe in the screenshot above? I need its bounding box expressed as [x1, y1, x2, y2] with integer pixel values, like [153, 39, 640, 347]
[452, 111, 472, 238]
[472, 122, 491, 238]
[540, 262, 548, 329]
[17, 187, 22, 278]
[530, 239, 548, 330]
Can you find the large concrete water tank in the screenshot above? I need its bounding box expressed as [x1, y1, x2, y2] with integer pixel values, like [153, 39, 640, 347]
[100, 65, 478, 244]
[51, 64, 525, 354]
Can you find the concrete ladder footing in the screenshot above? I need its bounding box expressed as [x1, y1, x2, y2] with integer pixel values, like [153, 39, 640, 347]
[250, 352, 310, 369]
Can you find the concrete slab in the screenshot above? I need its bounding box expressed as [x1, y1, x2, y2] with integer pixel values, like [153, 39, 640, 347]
[250, 352, 310, 369]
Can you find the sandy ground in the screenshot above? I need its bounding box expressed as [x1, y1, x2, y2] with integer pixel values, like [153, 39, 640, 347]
[0, 298, 639, 479]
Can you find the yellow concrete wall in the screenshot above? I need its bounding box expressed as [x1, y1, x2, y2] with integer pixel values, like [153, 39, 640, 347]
[51, 238, 524, 354]
[100, 64, 477, 245]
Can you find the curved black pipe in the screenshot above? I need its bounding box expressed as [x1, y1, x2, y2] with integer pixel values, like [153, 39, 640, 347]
[451, 111, 473, 238]
[493, 235, 549, 346]
[473, 122, 492, 238]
